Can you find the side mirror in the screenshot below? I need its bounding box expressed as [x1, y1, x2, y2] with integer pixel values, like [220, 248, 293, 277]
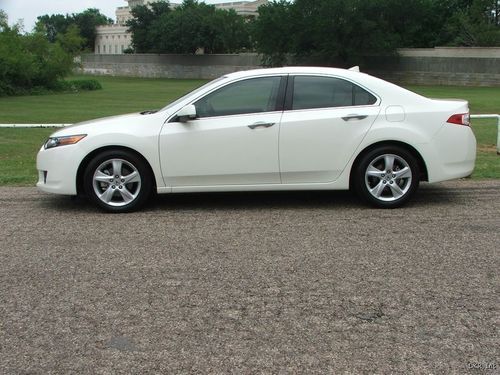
[176, 104, 197, 122]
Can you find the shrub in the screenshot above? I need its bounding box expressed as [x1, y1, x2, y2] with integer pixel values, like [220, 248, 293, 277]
[0, 24, 75, 97]
[0, 79, 102, 97]
[66, 79, 102, 91]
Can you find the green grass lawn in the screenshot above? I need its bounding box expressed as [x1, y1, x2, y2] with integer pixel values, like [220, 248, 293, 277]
[0, 76, 208, 124]
[407, 85, 500, 114]
[0, 76, 498, 186]
[408, 85, 499, 179]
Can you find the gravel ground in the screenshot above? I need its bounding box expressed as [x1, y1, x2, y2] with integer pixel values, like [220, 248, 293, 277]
[0, 180, 499, 374]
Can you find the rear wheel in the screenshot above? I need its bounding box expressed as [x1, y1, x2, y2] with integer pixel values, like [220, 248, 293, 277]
[353, 146, 420, 208]
[83, 150, 152, 212]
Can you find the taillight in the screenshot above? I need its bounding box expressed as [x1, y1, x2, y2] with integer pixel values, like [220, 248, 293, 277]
[447, 113, 470, 126]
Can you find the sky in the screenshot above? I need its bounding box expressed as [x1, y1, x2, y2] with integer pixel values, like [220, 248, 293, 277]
[0, 0, 228, 32]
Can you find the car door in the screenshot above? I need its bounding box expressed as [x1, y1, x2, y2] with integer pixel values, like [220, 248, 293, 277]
[160, 76, 285, 187]
[279, 75, 381, 184]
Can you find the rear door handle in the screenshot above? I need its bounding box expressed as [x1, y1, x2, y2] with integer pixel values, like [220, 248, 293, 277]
[342, 114, 368, 121]
[248, 122, 275, 129]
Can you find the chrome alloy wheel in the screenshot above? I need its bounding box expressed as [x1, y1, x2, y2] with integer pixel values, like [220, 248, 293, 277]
[92, 158, 142, 207]
[364, 154, 412, 202]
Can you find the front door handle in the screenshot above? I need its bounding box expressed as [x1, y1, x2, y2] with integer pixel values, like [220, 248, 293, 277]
[342, 114, 368, 121]
[248, 122, 275, 130]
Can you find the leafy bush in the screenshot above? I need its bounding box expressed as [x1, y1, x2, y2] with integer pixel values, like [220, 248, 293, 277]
[0, 22, 80, 97]
[66, 79, 102, 91]
[0, 79, 102, 97]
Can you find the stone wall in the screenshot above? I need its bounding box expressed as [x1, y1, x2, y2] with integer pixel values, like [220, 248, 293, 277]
[79, 53, 262, 79]
[365, 48, 500, 87]
[79, 48, 500, 86]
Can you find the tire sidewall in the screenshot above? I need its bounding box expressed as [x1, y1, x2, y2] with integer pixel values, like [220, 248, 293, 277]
[83, 150, 152, 213]
[354, 146, 420, 208]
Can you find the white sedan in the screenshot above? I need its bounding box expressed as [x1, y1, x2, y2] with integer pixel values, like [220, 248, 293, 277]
[37, 67, 476, 212]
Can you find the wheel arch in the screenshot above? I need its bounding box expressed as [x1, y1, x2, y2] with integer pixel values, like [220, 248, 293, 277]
[76, 146, 157, 196]
[349, 141, 428, 188]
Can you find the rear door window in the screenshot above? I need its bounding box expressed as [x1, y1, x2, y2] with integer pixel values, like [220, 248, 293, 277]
[292, 76, 377, 110]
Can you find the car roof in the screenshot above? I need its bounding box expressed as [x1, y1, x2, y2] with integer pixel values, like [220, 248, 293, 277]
[225, 66, 361, 79]
[224, 66, 426, 103]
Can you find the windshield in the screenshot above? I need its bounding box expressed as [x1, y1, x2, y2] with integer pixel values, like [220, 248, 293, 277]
[161, 77, 226, 112]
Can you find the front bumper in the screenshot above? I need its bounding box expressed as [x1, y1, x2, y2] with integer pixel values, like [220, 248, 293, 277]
[36, 144, 85, 195]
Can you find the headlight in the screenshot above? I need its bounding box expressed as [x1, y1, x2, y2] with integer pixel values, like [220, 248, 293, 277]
[44, 134, 87, 149]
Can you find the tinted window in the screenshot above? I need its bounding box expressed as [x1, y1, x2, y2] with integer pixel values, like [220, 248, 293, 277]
[195, 77, 282, 118]
[354, 85, 377, 106]
[292, 76, 377, 110]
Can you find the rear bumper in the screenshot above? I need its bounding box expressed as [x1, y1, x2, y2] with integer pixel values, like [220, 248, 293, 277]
[423, 123, 476, 183]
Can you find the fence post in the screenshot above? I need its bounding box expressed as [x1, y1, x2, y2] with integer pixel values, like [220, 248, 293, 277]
[497, 116, 500, 155]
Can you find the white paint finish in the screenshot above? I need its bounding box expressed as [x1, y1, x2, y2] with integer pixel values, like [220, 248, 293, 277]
[279, 106, 381, 183]
[385, 106, 405, 122]
[35, 66, 478, 199]
[37, 112, 168, 195]
[418, 124, 476, 183]
[36, 143, 86, 195]
[160, 112, 282, 186]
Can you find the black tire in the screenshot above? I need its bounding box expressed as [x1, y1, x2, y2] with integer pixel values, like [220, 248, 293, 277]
[83, 149, 153, 213]
[353, 145, 420, 208]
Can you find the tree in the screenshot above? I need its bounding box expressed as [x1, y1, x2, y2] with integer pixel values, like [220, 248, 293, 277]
[154, 0, 220, 54]
[56, 24, 86, 54]
[494, 0, 500, 25]
[36, 9, 112, 51]
[374, 0, 499, 47]
[127, 0, 250, 54]
[253, 0, 399, 66]
[251, 0, 293, 66]
[213, 9, 251, 53]
[127, 1, 172, 53]
[35, 14, 69, 43]
[356, 0, 457, 48]
[294, 0, 399, 65]
[0, 9, 8, 31]
[251, 0, 499, 66]
[446, 0, 500, 46]
[72, 9, 113, 51]
[0, 24, 75, 96]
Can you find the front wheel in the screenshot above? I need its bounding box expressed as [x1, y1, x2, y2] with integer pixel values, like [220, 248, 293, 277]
[353, 146, 420, 208]
[83, 150, 152, 213]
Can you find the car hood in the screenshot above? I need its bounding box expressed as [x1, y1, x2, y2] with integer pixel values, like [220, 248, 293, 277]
[50, 111, 168, 137]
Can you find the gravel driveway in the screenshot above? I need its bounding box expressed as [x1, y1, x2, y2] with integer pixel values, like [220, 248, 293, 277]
[0, 180, 499, 373]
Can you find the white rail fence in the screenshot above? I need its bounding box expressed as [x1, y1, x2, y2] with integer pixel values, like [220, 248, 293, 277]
[1, 114, 499, 154]
[0, 124, 68, 128]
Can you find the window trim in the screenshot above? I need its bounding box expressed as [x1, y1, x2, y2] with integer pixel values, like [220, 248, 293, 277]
[284, 74, 381, 112]
[169, 74, 289, 122]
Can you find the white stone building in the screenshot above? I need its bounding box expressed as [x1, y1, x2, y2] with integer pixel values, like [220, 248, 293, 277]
[95, 0, 267, 55]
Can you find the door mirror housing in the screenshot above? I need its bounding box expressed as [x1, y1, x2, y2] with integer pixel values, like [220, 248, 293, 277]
[176, 104, 197, 122]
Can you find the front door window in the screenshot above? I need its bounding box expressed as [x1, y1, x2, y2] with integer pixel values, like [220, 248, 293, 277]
[194, 77, 282, 118]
